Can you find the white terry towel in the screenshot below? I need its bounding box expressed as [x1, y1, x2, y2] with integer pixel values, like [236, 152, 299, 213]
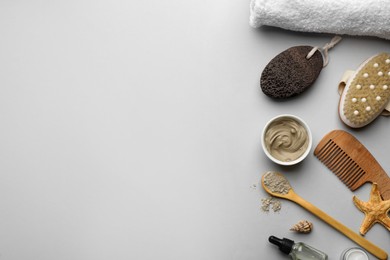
[250, 0, 390, 40]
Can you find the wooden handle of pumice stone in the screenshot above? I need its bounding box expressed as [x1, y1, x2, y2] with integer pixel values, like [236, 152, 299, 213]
[292, 194, 388, 260]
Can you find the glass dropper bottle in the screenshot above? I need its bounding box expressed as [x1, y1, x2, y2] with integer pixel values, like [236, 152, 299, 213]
[269, 236, 328, 260]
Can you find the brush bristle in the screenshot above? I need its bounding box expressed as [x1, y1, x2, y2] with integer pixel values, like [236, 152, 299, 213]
[341, 53, 390, 127]
[315, 140, 366, 190]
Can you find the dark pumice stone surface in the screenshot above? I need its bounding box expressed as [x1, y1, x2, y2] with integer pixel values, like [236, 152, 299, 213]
[260, 46, 323, 99]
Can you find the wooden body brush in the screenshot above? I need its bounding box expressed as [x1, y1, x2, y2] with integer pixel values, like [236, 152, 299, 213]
[338, 53, 390, 128]
[314, 130, 390, 199]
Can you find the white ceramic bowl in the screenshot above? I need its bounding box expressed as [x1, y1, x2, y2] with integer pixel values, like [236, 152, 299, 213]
[340, 247, 369, 260]
[261, 114, 312, 166]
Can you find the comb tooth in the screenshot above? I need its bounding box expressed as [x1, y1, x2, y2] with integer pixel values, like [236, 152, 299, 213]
[344, 164, 362, 187]
[337, 158, 355, 181]
[326, 147, 344, 171]
[316, 140, 332, 156]
[321, 142, 350, 180]
[348, 169, 366, 190]
[341, 159, 359, 182]
[334, 156, 353, 177]
[316, 141, 336, 162]
[315, 138, 368, 191]
[329, 151, 349, 173]
[321, 143, 341, 165]
[319, 142, 339, 165]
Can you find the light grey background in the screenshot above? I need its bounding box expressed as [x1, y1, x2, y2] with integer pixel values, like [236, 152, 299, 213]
[0, 0, 389, 259]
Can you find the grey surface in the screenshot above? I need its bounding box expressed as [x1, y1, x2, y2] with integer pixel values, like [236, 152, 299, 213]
[0, 1, 389, 259]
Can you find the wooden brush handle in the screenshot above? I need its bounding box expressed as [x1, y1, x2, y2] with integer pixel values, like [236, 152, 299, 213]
[292, 194, 388, 260]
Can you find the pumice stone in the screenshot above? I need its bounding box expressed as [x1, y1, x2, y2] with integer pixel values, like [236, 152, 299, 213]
[260, 46, 323, 99]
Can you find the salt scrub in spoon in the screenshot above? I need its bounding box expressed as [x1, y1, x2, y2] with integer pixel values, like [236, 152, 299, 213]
[262, 115, 312, 165]
[263, 171, 292, 195]
[260, 171, 292, 213]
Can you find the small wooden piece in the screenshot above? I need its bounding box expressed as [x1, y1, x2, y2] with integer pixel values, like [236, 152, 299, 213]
[261, 172, 388, 260]
[314, 130, 390, 200]
[353, 183, 390, 235]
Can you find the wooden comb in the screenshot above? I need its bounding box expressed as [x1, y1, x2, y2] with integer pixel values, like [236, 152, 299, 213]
[314, 130, 390, 200]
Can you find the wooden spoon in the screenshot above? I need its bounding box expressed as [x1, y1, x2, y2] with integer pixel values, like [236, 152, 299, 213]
[261, 172, 388, 260]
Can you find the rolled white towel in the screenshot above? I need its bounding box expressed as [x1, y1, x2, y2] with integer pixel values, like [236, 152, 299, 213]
[249, 0, 390, 40]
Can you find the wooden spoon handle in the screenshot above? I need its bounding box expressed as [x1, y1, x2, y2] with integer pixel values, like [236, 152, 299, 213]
[292, 194, 388, 260]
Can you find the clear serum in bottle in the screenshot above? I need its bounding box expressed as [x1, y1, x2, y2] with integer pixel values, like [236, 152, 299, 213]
[269, 236, 328, 260]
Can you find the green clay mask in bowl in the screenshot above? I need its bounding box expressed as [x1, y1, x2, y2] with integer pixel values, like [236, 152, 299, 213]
[261, 114, 312, 166]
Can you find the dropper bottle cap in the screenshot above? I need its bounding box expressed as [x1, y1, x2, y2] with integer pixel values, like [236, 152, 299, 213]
[269, 236, 294, 254]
